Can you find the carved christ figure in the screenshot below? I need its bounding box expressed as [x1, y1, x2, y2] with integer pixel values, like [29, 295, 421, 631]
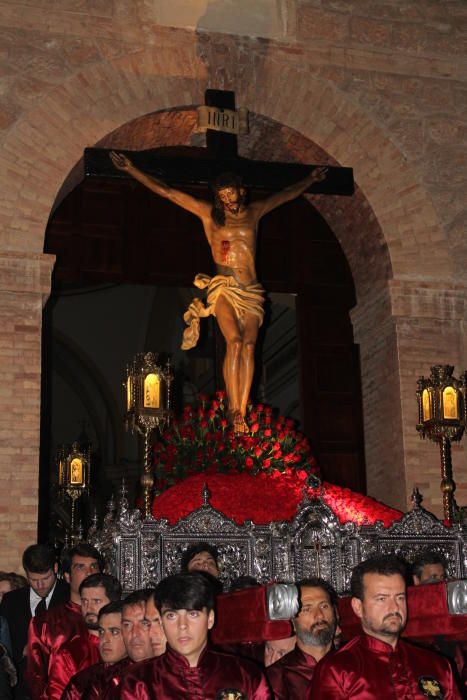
[110, 151, 327, 432]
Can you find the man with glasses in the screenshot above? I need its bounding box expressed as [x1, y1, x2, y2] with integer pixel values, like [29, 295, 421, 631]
[0, 544, 69, 699]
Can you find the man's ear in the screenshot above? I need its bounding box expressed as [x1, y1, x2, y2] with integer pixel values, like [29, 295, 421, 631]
[413, 576, 421, 586]
[207, 609, 215, 630]
[351, 597, 363, 620]
[63, 572, 70, 584]
[53, 562, 59, 575]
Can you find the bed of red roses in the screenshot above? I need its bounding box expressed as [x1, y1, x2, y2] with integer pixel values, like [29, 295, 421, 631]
[152, 393, 402, 527]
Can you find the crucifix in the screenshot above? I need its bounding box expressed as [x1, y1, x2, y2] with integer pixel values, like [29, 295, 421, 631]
[85, 90, 354, 433]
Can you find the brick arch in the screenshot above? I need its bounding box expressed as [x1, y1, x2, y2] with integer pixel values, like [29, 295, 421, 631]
[0, 44, 452, 294]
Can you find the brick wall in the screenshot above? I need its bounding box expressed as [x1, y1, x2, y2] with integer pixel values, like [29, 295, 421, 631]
[0, 253, 54, 570]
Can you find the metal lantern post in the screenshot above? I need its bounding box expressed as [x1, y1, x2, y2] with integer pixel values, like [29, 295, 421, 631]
[58, 441, 91, 543]
[124, 352, 172, 518]
[416, 365, 467, 521]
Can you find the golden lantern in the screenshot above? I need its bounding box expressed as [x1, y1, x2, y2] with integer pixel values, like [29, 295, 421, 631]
[58, 441, 91, 542]
[416, 365, 467, 521]
[124, 352, 172, 518]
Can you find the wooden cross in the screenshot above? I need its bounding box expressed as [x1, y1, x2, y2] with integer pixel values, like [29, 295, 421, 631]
[84, 89, 354, 196]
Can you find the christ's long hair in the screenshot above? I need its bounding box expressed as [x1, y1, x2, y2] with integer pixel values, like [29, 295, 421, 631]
[211, 172, 247, 226]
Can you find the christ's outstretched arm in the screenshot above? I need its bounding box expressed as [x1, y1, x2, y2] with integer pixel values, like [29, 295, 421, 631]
[253, 166, 328, 219]
[110, 151, 211, 220]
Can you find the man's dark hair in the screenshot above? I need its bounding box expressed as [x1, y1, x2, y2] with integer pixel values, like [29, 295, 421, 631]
[211, 172, 247, 226]
[412, 550, 447, 580]
[61, 543, 105, 574]
[79, 573, 121, 601]
[297, 577, 338, 609]
[180, 542, 219, 573]
[22, 545, 56, 574]
[155, 573, 216, 613]
[351, 555, 408, 601]
[98, 599, 124, 620]
[122, 588, 154, 611]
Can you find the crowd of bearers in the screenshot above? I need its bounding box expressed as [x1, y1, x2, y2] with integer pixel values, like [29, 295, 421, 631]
[0, 540, 465, 699]
[46, 573, 121, 699]
[117, 572, 271, 699]
[61, 600, 128, 699]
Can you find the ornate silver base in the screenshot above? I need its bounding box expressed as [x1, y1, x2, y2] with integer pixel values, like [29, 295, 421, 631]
[88, 485, 466, 594]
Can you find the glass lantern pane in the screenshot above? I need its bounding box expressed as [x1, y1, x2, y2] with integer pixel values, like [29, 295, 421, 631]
[127, 376, 132, 411]
[443, 386, 458, 420]
[144, 373, 160, 408]
[70, 458, 84, 485]
[422, 389, 432, 421]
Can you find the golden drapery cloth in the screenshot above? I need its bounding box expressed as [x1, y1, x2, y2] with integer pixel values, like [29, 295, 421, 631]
[181, 273, 265, 350]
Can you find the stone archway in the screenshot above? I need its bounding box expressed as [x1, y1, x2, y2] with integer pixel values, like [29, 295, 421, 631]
[0, 39, 463, 569]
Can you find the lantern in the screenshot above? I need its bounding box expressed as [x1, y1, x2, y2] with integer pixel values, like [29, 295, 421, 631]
[416, 365, 467, 521]
[58, 441, 91, 543]
[124, 352, 172, 517]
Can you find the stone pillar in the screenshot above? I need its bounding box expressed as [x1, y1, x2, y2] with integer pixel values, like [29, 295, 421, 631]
[351, 279, 467, 516]
[0, 252, 55, 571]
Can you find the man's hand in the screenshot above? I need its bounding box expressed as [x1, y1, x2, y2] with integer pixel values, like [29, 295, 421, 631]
[110, 151, 134, 171]
[310, 165, 328, 183]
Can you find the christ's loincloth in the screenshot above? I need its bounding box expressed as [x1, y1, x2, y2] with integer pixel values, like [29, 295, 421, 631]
[181, 273, 265, 350]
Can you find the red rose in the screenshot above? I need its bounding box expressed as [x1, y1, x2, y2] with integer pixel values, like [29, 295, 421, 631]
[264, 406, 273, 415]
[262, 458, 271, 468]
[215, 390, 226, 400]
[245, 457, 254, 469]
[211, 400, 219, 410]
[251, 422, 259, 433]
[255, 404, 264, 412]
[220, 419, 228, 428]
[264, 416, 272, 425]
[254, 446, 262, 457]
[200, 420, 208, 429]
[272, 442, 280, 452]
[264, 428, 272, 437]
[208, 409, 216, 419]
[249, 412, 258, 422]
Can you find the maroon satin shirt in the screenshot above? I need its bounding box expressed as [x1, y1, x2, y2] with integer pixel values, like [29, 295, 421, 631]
[84, 657, 133, 699]
[267, 646, 319, 699]
[62, 660, 106, 700]
[309, 634, 462, 699]
[26, 600, 85, 700]
[118, 646, 272, 699]
[46, 632, 100, 700]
